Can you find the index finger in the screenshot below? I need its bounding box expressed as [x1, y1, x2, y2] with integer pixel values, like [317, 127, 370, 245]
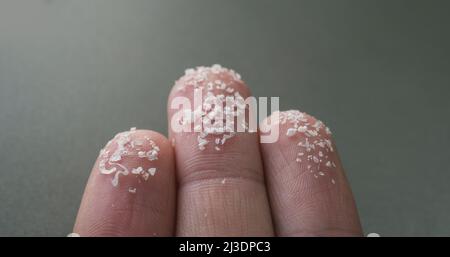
[73, 129, 176, 236]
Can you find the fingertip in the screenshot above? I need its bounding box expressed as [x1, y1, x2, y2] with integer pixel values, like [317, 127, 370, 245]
[132, 129, 174, 158]
[260, 110, 362, 236]
[74, 127, 176, 236]
[166, 65, 274, 236]
[96, 128, 174, 190]
[168, 64, 250, 100]
[262, 110, 333, 142]
[167, 64, 254, 149]
[261, 110, 338, 181]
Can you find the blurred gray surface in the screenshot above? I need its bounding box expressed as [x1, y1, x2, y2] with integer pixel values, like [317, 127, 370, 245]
[0, 0, 449, 236]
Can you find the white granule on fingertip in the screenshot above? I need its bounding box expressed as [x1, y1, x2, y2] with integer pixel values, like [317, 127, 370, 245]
[67, 233, 80, 237]
[148, 167, 156, 176]
[131, 167, 143, 174]
[128, 187, 137, 194]
[185, 68, 195, 75]
[221, 178, 226, 184]
[286, 128, 297, 137]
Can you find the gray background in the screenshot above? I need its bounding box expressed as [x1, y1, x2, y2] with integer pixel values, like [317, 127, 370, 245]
[0, 0, 449, 236]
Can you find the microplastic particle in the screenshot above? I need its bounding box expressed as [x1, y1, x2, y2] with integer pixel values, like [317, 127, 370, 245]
[148, 168, 156, 176]
[286, 128, 297, 137]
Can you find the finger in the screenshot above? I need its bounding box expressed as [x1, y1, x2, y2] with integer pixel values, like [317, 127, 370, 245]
[73, 129, 176, 236]
[168, 65, 274, 236]
[260, 111, 363, 236]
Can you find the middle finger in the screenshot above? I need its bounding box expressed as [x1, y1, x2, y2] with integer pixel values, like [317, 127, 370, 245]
[167, 65, 274, 236]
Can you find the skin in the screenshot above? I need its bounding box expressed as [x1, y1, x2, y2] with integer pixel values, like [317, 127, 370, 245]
[73, 67, 363, 237]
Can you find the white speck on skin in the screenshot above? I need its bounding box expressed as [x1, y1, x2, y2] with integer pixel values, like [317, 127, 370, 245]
[286, 128, 297, 137]
[297, 126, 307, 133]
[313, 156, 319, 163]
[185, 68, 195, 75]
[131, 167, 143, 174]
[148, 168, 156, 176]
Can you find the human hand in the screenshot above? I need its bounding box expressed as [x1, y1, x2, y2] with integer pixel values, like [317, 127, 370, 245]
[73, 65, 362, 237]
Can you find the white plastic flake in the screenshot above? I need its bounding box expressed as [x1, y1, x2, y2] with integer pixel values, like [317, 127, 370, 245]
[132, 167, 143, 174]
[286, 128, 297, 137]
[148, 168, 156, 176]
